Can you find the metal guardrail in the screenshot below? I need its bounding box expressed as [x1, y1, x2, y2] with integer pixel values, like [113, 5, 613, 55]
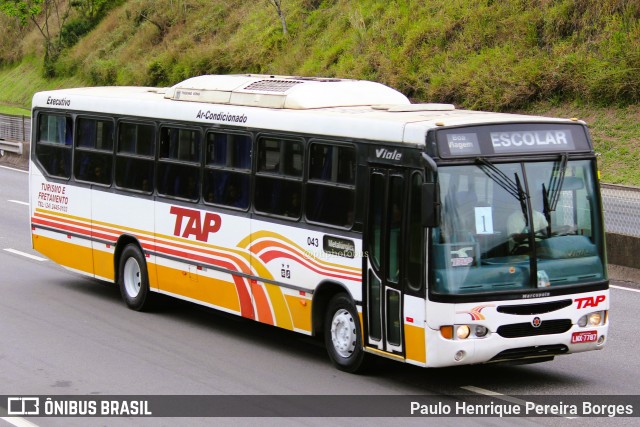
[602, 183, 640, 238]
[0, 140, 23, 155]
[0, 113, 30, 159]
[0, 113, 30, 143]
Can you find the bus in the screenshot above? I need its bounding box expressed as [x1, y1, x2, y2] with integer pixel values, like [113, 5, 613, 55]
[29, 74, 608, 372]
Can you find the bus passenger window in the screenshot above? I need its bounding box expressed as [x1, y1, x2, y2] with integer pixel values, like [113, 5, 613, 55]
[157, 163, 200, 201]
[306, 143, 356, 227]
[115, 122, 155, 194]
[36, 113, 73, 179]
[73, 117, 115, 186]
[157, 126, 201, 201]
[204, 132, 252, 210]
[204, 170, 250, 209]
[160, 127, 200, 163]
[254, 136, 303, 218]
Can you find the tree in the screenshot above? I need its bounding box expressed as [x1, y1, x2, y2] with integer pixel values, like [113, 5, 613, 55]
[266, 0, 288, 36]
[70, 0, 110, 21]
[0, 0, 72, 76]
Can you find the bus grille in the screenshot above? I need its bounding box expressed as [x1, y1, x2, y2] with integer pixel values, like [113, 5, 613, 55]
[496, 319, 572, 338]
[497, 299, 573, 315]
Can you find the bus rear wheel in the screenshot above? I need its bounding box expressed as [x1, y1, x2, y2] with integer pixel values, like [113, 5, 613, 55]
[118, 244, 153, 311]
[324, 293, 368, 373]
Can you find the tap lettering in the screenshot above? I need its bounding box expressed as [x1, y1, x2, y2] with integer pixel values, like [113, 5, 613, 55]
[170, 206, 221, 242]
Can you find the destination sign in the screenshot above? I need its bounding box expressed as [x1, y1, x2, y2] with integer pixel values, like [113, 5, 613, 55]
[490, 130, 575, 153]
[446, 133, 481, 156]
[435, 123, 590, 158]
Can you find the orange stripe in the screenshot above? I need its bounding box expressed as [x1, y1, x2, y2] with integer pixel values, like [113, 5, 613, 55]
[404, 323, 426, 364]
[250, 281, 274, 325]
[243, 230, 362, 272]
[250, 239, 361, 279]
[32, 209, 328, 331]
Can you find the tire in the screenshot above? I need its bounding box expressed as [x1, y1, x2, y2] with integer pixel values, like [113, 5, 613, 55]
[118, 244, 153, 311]
[324, 293, 368, 373]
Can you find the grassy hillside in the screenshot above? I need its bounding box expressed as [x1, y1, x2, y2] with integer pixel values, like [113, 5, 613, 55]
[0, 0, 638, 184]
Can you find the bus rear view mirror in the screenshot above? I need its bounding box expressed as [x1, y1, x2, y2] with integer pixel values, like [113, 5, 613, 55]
[422, 183, 441, 228]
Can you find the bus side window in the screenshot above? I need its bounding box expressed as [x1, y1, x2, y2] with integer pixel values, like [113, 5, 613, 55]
[157, 126, 201, 201]
[305, 142, 356, 227]
[36, 113, 73, 179]
[74, 117, 114, 185]
[254, 136, 303, 218]
[203, 132, 251, 210]
[115, 122, 155, 194]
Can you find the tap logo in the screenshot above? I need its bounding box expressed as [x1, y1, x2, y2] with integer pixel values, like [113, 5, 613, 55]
[7, 397, 40, 415]
[450, 246, 475, 267]
[575, 295, 606, 309]
[170, 206, 221, 242]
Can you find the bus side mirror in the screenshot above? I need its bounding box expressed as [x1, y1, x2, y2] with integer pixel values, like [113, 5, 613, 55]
[422, 183, 440, 228]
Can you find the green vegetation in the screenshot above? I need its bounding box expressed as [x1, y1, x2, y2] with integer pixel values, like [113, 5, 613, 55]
[0, 105, 30, 116]
[0, 0, 638, 184]
[525, 103, 640, 185]
[0, 56, 85, 109]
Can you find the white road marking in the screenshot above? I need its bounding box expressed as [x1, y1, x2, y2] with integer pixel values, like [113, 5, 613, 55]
[611, 284, 640, 293]
[0, 165, 28, 174]
[3, 248, 47, 262]
[461, 385, 578, 419]
[1, 417, 40, 427]
[8, 200, 29, 206]
[461, 385, 524, 403]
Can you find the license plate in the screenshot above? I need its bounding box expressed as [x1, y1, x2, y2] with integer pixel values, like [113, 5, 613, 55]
[571, 331, 598, 344]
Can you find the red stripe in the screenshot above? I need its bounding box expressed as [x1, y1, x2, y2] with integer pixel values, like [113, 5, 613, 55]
[154, 245, 254, 319]
[260, 249, 360, 282]
[250, 239, 359, 277]
[32, 217, 92, 238]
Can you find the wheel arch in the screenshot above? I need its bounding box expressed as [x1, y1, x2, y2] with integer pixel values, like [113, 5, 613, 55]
[113, 234, 145, 284]
[311, 280, 358, 337]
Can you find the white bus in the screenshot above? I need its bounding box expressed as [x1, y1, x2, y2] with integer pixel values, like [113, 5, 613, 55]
[30, 74, 608, 372]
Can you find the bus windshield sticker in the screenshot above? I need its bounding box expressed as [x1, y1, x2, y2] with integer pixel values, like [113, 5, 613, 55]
[449, 245, 475, 267]
[474, 206, 494, 234]
[446, 133, 481, 156]
[323, 235, 355, 259]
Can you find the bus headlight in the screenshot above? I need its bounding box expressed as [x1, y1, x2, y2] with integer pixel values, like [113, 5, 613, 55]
[440, 325, 490, 340]
[578, 310, 607, 327]
[456, 325, 471, 340]
[474, 325, 489, 337]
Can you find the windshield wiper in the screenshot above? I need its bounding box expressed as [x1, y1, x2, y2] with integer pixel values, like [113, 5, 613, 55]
[476, 159, 529, 225]
[514, 173, 529, 227]
[476, 158, 525, 200]
[546, 153, 568, 212]
[542, 183, 551, 225]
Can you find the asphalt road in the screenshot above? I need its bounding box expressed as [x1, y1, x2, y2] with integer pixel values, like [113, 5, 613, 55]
[0, 165, 639, 427]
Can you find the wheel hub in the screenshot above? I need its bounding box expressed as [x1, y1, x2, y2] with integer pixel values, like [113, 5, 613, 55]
[331, 308, 356, 358]
[123, 258, 141, 298]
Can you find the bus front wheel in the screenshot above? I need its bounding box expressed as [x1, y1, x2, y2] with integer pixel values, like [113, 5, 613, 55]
[324, 293, 367, 373]
[118, 244, 153, 311]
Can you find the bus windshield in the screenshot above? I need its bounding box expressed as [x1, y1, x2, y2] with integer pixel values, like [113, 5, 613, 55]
[431, 159, 606, 296]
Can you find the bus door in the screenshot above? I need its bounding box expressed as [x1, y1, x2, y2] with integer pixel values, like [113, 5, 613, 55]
[364, 167, 408, 356]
